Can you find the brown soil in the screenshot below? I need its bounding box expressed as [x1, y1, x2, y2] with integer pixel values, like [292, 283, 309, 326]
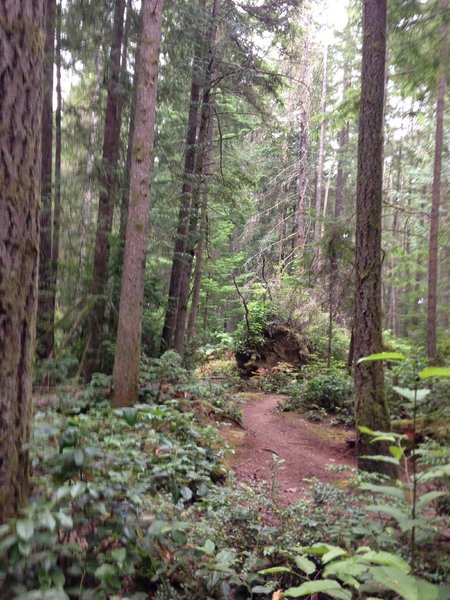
[220, 392, 357, 504]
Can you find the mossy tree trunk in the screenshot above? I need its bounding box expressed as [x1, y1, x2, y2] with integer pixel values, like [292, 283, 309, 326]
[0, 0, 46, 521]
[112, 0, 164, 407]
[353, 0, 395, 476]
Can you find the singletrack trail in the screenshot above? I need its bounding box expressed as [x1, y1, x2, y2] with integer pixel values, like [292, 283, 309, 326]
[223, 392, 356, 504]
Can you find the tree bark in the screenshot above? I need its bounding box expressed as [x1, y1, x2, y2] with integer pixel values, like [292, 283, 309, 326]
[52, 0, 62, 334]
[0, 0, 46, 520]
[160, 1, 206, 352]
[186, 120, 214, 345]
[294, 34, 311, 253]
[112, 0, 164, 407]
[83, 0, 126, 381]
[427, 0, 448, 361]
[78, 47, 104, 289]
[334, 66, 349, 220]
[314, 44, 328, 242]
[353, 0, 394, 475]
[36, 0, 56, 359]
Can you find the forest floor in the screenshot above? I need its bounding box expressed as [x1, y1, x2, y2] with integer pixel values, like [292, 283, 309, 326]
[220, 392, 357, 505]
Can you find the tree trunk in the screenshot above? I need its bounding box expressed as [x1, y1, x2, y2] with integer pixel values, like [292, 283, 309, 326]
[52, 0, 62, 335]
[78, 47, 104, 288]
[36, 0, 56, 359]
[427, 0, 448, 361]
[0, 0, 46, 521]
[161, 1, 206, 352]
[186, 120, 214, 345]
[334, 67, 350, 219]
[314, 44, 328, 242]
[173, 0, 221, 356]
[294, 34, 311, 253]
[112, 0, 164, 407]
[83, 0, 126, 381]
[353, 0, 394, 475]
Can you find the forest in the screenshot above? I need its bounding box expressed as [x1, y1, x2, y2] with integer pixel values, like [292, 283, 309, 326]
[0, 0, 449, 598]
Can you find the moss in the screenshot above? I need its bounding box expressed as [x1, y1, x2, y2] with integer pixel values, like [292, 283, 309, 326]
[0, 17, 45, 57]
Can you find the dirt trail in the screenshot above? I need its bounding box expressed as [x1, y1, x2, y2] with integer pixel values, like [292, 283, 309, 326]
[222, 392, 356, 503]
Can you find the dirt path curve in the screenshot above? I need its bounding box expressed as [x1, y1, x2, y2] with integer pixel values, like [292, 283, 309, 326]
[222, 392, 356, 504]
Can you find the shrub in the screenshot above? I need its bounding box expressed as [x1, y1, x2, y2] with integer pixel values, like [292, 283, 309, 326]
[303, 371, 353, 413]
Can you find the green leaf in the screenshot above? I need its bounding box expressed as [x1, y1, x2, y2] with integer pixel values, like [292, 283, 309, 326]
[323, 557, 368, 580]
[393, 387, 430, 403]
[122, 407, 138, 426]
[322, 547, 348, 564]
[259, 566, 294, 575]
[299, 543, 333, 556]
[40, 511, 57, 532]
[172, 528, 188, 545]
[370, 435, 397, 443]
[111, 547, 126, 565]
[389, 446, 405, 461]
[95, 563, 117, 581]
[357, 353, 405, 364]
[0, 524, 10, 537]
[203, 539, 215, 555]
[283, 579, 344, 597]
[360, 483, 405, 500]
[18, 540, 31, 557]
[358, 425, 375, 435]
[57, 511, 73, 529]
[419, 367, 450, 380]
[366, 504, 409, 523]
[16, 519, 34, 542]
[361, 550, 410, 572]
[417, 464, 450, 483]
[416, 491, 447, 512]
[370, 566, 440, 600]
[70, 482, 86, 498]
[252, 585, 276, 594]
[0, 534, 17, 551]
[73, 448, 84, 467]
[294, 555, 316, 575]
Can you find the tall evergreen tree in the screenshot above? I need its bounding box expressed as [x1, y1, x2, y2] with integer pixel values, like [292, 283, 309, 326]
[0, 0, 46, 520]
[37, 0, 57, 359]
[83, 0, 126, 381]
[427, 0, 448, 361]
[353, 0, 394, 474]
[112, 0, 164, 407]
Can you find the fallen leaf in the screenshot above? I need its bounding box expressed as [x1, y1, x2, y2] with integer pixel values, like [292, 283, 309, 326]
[272, 591, 283, 600]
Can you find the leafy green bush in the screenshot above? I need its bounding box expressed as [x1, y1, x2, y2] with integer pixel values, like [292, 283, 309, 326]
[233, 299, 275, 354]
[305, 316, 350, 362]
[302, 371, 353, 413]
[33, 353, 79, 387]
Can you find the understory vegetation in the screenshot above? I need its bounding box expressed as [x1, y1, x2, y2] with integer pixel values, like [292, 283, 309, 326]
[1, 336, 449, 600]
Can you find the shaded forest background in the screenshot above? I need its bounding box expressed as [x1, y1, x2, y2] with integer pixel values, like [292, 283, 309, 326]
[34, 0, 449, 385]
